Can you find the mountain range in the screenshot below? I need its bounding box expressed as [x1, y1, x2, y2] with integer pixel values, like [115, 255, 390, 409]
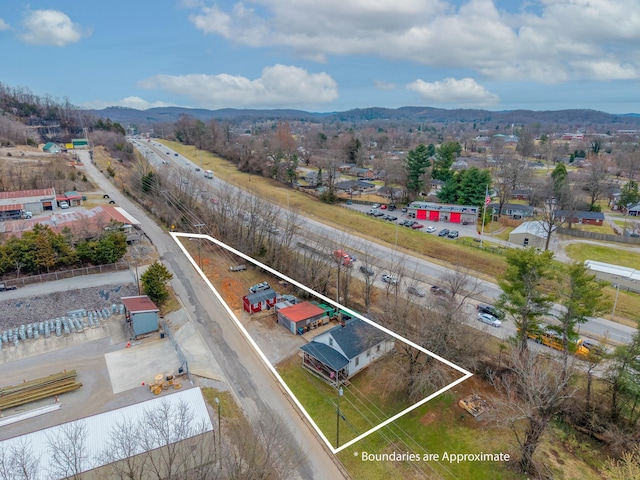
[86, 105, 640, 130]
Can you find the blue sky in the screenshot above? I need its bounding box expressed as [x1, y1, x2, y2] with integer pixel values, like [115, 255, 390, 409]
[1, 0, 639, 114]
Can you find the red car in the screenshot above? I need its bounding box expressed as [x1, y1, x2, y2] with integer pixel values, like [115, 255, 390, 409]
[380, 204, 387, 209]
[411, 223, 424, 229]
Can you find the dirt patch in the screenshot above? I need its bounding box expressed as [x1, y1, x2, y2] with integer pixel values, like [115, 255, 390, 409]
[420, 411, 440, 427]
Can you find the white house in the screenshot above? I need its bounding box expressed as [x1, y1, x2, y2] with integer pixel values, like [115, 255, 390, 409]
[300, 318, 394, 385]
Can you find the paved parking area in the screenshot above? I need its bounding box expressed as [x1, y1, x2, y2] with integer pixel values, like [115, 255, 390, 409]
[343, 203, 484, 238]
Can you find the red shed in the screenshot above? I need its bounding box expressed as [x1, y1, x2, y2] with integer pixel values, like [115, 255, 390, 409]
[243, 288, 277, 314]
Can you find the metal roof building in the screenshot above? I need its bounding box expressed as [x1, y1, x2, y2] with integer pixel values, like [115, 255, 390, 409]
[0, 387, 213, 480]
[584, 260, 640, 293]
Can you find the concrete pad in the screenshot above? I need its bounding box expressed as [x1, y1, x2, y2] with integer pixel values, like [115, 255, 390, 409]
[105, 338, 180, 394]
[172, 321, 224, 381]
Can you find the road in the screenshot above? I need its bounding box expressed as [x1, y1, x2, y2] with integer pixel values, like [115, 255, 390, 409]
[78, 150, 346, 480]
[136, 140, 637, 347]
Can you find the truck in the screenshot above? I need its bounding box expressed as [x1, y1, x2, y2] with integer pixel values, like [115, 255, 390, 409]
[204, 170, 214, 179]
[333, 250, 355, 267]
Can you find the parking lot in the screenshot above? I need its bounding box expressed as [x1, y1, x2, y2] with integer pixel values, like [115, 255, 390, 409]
[344, 202, 482, 239]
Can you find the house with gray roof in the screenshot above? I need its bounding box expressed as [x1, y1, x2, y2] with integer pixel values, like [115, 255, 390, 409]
[300, 318, 394, 385]
[554, 210, 605, 226]
[488, 203, 535, 220]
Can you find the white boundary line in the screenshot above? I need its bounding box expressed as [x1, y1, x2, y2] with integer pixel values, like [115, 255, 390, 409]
[171, 232, 473, 454]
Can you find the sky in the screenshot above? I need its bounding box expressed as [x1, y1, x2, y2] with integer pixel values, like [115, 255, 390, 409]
[1, 0, 639, 114]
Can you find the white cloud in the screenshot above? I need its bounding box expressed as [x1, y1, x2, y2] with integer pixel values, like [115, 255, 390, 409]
[407, 78, 499, 106]
[0, 18, 10, 31]
[20, 9, 87, 46]
[186, 0, 640, 82]
[374, 80, 395, 90]
[137, 65, 338, 108]
[81, 97, 172, 110]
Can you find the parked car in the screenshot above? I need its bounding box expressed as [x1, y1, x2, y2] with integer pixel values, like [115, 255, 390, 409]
[403, 220, 417, 227]
[385, 215, 398, 221]
[477, 313, 502, 327]
[477, 304, 503, 319]
[407, 286, 426, 297]
[359, 265, 375, 276]
[448, 230, 459, 239]
[229, 264, 247, 272]
[381, 274, 399, 285]
[411, 223, 424, 229]
[372, 203, 381, 208]
[249, 282, 271, 293]
[59, 201, 69, 209]
[174, 153, 179, 156]
[373, 211, 385, 217]
[380, 204, 387, 209]
[388, 205, 396, 211]
[425, 226, 436, 233]
[367, 209, 378, 215]
[430, 285, 448, 296]
[438, 228, 450, 237]
[401, 207, 408, 213]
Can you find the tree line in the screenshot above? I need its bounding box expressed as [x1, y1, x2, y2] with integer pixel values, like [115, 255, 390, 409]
[0, 224, 128, 277]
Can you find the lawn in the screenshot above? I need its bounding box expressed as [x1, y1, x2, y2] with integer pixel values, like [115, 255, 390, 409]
[277, 355, 524, 480]
[565, 243, 640, 269]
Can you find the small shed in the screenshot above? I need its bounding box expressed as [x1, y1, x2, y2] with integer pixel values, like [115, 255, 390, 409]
[43, 142, 61, 153]
[243, 288, 277, 314]
[277, 301, 328, 335]
[121, 295, 160, 338]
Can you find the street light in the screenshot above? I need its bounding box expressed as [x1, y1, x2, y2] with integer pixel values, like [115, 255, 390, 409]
[336, 386, 343, 448]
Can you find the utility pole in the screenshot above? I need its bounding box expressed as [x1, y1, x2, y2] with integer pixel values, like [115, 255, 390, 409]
[336, 386, 343, 448]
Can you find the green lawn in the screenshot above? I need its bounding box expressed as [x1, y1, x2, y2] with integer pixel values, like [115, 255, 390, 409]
[565, 243, 640, 269]
[277, 356, 522, 480]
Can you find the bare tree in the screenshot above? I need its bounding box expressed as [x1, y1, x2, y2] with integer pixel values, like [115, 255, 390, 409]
[223, 409, 306, 480]
[0, 438, 39, 480]
[490, 349, 576, 475]
[581, 156, 611, 211]
[493, 152, 527, 217]
[97, 418, 146, 480]
[46, 421, 88, 480]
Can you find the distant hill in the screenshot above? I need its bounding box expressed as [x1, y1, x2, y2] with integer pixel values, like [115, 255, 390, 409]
[85, 105, 640, 130]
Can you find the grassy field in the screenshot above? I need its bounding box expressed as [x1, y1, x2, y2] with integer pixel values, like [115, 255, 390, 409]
[565, 243, 640, 269]
[277, 351, 607, 480]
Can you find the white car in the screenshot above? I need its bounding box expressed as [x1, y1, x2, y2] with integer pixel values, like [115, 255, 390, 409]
[477, 313, 502, 327]
[425, 226, 436, 233]
[381, 274, 399, 285]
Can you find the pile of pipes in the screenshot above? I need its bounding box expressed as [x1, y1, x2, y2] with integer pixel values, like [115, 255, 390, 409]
[0, 370, 82, 410]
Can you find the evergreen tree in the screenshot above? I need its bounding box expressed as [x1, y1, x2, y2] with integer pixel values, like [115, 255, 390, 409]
[431, 141, 460, 182]
[405, 144, 432, 197]
[141, 261, 173, 305]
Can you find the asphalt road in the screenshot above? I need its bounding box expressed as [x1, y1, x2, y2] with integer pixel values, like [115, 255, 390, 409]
[78, 150, 345, 480]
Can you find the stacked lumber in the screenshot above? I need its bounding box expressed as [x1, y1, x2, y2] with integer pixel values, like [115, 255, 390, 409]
[0, 370, 82, 410]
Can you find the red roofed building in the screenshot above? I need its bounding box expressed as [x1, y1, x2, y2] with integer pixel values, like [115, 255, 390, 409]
[122, 295, 160, 338]
[277, 301, 329, 335]
[0, 188, 56, 216]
